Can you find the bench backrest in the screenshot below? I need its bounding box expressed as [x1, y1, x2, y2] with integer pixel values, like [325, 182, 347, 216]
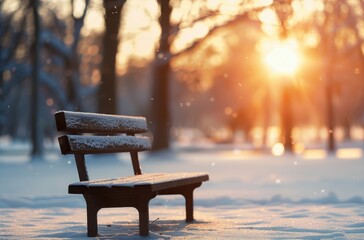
[55, 111, 151, 180]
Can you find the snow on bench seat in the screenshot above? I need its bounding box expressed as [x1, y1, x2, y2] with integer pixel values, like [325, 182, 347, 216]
[69, 172, 209, 193]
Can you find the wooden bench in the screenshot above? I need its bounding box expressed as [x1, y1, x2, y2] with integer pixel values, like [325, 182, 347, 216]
[54, 110, 209, 237]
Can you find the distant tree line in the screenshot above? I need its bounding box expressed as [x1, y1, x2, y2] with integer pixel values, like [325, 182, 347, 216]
[0, 0, 363, 160]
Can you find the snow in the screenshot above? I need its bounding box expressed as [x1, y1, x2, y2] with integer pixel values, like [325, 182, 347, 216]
[59, 111, 148, 133]
[70, 172, 208, 188]
[0, 142, 364, 239]
[66, 135, 151, 152]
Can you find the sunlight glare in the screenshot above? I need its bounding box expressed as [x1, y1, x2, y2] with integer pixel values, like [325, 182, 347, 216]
[258, 8, 278, 25]
[207, 0, 220, 10]
[303, 149, 327, 160]
[192, 22, 209, 39]
[272, 143, 285, 156]
[83, 8, 104, 33]
[73, 0, 86, 18]
[336, 148, 363, 160]
[264, 40, 300, 75]
[219, 0, 242, 15]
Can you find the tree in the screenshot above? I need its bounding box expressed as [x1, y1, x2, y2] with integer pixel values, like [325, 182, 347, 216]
[31, 0, 42, 158]
[98, 0, 126, 114]
[150, 0, 266, 151]
[314, 0, 364, 150]
[150, 0, 172, 151]
[0, 0, 92, 160]
[265, 0, 364, 151]
[270, 0, 295, 152]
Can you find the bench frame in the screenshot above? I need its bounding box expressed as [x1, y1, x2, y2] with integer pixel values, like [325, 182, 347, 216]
[55, 111, 208, 237]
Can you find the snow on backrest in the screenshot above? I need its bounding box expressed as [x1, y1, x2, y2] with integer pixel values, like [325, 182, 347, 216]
[58, 135, 151, 154]
[55, 111, 148, 134]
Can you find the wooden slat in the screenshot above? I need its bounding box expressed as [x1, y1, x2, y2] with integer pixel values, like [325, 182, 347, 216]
[68, 172, 209, 193]
[58, 135, 151, 154]
[55, 110, 148, 134]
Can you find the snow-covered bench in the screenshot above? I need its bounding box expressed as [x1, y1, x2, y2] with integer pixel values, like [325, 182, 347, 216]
[54, 110, 209, 237]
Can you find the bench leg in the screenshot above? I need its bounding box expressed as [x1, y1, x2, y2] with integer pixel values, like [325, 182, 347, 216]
[137, 202, 150, 236]
[86, 204, 99, 237]
[159, 183, 202, 223]
[183, 191, 194, 222]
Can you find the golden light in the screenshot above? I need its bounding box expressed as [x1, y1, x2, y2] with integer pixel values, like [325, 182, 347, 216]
[336, 148, 363, 160]
[263, 40, 300, 75]
[271, 142, 285, 156]
[258, 8, 279, 36]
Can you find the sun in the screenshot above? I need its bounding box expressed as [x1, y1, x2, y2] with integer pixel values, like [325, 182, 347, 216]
[263, 40, 300, 75]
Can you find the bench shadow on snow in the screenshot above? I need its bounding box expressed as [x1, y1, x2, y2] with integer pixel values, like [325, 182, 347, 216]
[35, 219, 213, 239]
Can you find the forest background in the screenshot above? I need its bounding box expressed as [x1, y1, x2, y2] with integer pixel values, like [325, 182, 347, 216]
[0, 0, 363, 160]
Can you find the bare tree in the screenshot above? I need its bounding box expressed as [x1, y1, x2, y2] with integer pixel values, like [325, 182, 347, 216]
[150, 0, 173, 151]
[0, 0, 92, 160]
[98, 0, 126, 114]
[150, 0, 265, 151]
[31, 0, 43, 158]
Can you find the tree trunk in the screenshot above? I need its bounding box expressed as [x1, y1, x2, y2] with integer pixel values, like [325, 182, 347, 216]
[262, 85, 271, 149]
[151, 0, 172, 151]
[31, 0, 43, 159]
[324, 31, 336, 153]
[98, 0, 125, 114]
[326, 71, 335, 152]
[67, 0, 90, 110]
[321, 5, 336, 153]
[281, 83, 293, 153]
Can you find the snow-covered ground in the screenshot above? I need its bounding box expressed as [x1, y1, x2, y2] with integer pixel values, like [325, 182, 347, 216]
[0, 142, 364, 239]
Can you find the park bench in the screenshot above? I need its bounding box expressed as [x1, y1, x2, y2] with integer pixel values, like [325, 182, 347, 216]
[54, 110, 209, 237]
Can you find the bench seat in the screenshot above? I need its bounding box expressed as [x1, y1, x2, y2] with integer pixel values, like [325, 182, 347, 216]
[69, 172, 209, 193]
